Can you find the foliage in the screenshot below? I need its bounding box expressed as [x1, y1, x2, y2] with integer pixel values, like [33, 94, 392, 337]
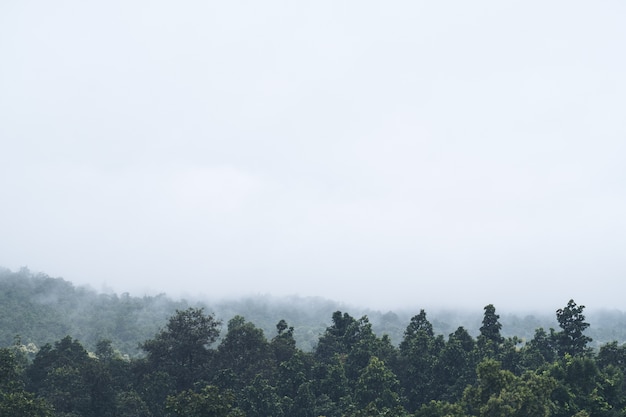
[0, 347, 54, 417]
[1, 269, 621, 417]
[5, 268, 626, 358]
[554, 299, 593, 357]
[477, 304, 504, 358]
[165, 385, 242, 417]
[462, 359, 557, 417]
[141, 307, 220, 391]
[354, 356, 401, 410]
[0, 268, 194, 355]
[0, 390, 54, 417]
[398, 310, 444, 411]
[213, 315, 274, 392]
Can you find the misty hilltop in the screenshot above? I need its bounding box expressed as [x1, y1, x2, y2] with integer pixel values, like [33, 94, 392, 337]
[2, 266, 626, 357]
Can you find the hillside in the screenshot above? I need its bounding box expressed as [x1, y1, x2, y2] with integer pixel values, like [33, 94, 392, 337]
[1, 267, 625, 357]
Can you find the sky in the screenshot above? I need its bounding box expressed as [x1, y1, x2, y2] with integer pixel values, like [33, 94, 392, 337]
[1, 1, 625, 312]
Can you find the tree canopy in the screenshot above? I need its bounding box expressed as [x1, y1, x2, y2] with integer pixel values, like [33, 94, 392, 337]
[3, 298, 620, 417]
[2, 269, 625, 417]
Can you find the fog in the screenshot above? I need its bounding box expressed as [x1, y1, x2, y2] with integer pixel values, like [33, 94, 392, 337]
[1, 1, 625, 312]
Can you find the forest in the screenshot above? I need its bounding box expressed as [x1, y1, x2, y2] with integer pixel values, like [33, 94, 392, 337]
[2, 268, 626, 416]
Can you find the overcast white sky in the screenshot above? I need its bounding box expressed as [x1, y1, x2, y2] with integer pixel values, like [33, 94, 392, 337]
[1, 1, 625, 312]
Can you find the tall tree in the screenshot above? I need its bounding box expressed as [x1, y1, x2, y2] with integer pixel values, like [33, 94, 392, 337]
[312, 355, 350, 408]
[434, 327, 477, 402]
[354, 356, 402, 410]
[276, 350, 313, 400]
[344, 316, 382, 382]
[521, 327, 557, 369]
[271, 319, 297, 363]
[315, 311, 358, 362]
[400, 309, 434, 344]
[141, 307, 221, 391]
[26, 336, 96, 416]
[479, 304, 504, 346]
[477, 304, 504, 363]
[554, 300, 592, 357]
[398, 309, 443, 411]
[213, 316, 274, 391]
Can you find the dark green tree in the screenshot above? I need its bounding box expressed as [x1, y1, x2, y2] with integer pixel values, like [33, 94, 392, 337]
[41, 364, 93, 416]
[311, 350, 354, 417]
[462, 359, 557, 417]
[553, 300, 592, 357]
[26, 336, 101, 416]
[434, 327, 478, 402]
[597, 341, 626, 371]
[95, 339, 132, 393]
[497, 336, 524, 374]
[213, 316, 274, 391]
[0, 348, 21, 391]
[314, 311, 358, 362]
[344, 316, 384, 382]
[276, 350, 313, 399]
[521, 327, 557, 370]
[271, 319, 297, 363]
[27, 336, 90, 389]
[0, 347, 54, 417]
[400, 309, 434, 344]
[290, 381, 316, 417]
[240, 375, 285, 417]
[84, 358, 117, 417]
[398, 309, 443, 411]
[549, 355, 612, 417]
[462, 359, 514, 416]
[354, 356, 402, 410]
[478, 304, 503, 358]
[141, 307, 221, 391]
[133, 369, 174, 417]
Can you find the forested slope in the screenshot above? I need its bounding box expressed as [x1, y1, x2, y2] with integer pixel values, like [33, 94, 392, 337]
[1, 267, 626, 356]
[0, 267, 192, 355]
[3, 297, 626, 416]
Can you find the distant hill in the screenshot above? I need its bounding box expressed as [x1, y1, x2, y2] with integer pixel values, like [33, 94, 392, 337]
[1, 267, 625, 356]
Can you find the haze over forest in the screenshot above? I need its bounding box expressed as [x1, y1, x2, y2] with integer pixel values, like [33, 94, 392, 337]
[4, 266, 626, 358]
[4, 266, 626, 417]
[1, 2, 625, 311]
